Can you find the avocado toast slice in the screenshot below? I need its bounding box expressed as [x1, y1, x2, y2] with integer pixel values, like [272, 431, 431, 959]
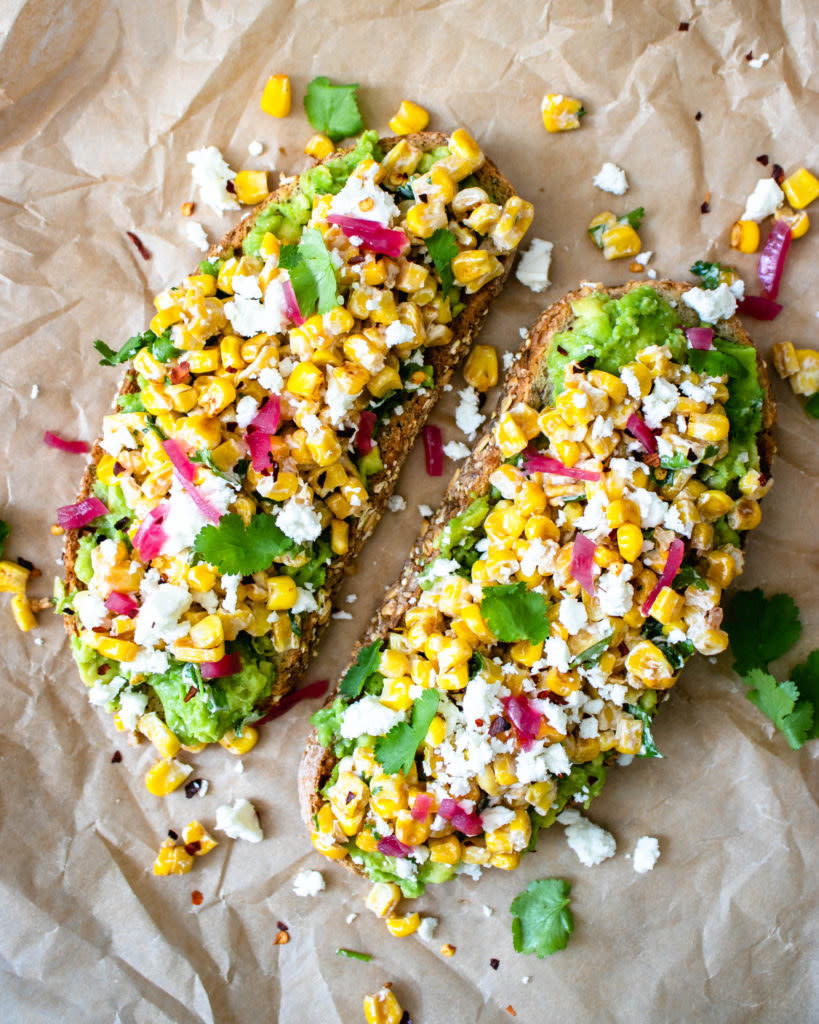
[299, 280, 775, 907]
[60, 128, 532, 752]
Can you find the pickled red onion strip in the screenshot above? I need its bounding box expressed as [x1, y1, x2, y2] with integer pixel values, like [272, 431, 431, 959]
[411, 792, 432, 822]
[502, 694, 543, 752]
[326, 215, 409, 259]
[281, 275, 305, 326]
[570, 534, 597, 597]
[757, 219, 792, 301]
[355, 410, 377, 454]
[56, 497, 109, 530]
[737, 295, 782, 320]
[686, 327, 713, 350]
[641, 538, 685, 615]
[524, 452, 600, 482]
[423, 425, 443, 476]
[377, 835, 413, 857]
[625, 413, 657, 454]
[201, 652, 242, 679]
[133, 502, 169, 561]
[250, 396, 281, 435]
[105, 591, 139, 618]
[44, 431, 89, 454]
[437, 799, 483, 836]
[247, 430, 273, 474]
[161, 438, 222, 524]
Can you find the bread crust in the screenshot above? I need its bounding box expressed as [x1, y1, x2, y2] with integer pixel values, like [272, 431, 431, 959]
[298, 279, 777, 863]
[62, 132, 520, 710]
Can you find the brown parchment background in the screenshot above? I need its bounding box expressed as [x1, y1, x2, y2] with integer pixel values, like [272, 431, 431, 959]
[0, 1, 817, 1021]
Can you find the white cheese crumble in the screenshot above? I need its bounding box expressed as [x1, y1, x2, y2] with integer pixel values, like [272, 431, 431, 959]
[558, 809, 616, 867]
[292, 869, 325, 896]
[88, 674, 126, 707]
[183, 220, 210, 252]
[455, 386, 485, 440]
[247, 139, 264, 156]
[119, 647, 170, 676]
[214, 798, 263, 843]
[133, 576, 192, 648]
[593, 162, 629, 195]
[258, 366, 284, 394]
[160, 474, 234, 557]
[73, 591, 108, 630]
[417, 916, 438, 942]
[443, 440, 471, 461]
[482, 904, 494, 917]
[225, 275, 288, 338]
[101, 416, 137, 457]
[292, 586, 318, 615]
[418, 504, 433, 518]
[633, 835, 661, 873]
[634, 251, 653, 267]
[384, 320, 415, 348]
[682, 283, 737, 323]
[597, 564, 634, 617]
[30, 384, 39, 399]
[332, 610, 353, 620]
[515, 238, 554, 293]
[221, 573, 240, 614]
[387, 494, 407, 512]
[235, 395, 260, 429]
[748, 52, 770, 69]
[187, 146, 239, 215]
[276, 495, 323, 544]
[741, 177, 784, 221]
[340, 696, 403, 740]
[642, 377, 679, 429]
[559, 597, 589, 636]
[329, 163, 398, 227]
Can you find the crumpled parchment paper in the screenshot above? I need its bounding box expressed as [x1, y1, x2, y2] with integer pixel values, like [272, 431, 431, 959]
[0, 1, 817, 1021]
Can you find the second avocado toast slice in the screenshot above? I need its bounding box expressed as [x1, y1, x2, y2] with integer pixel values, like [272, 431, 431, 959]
[299, 281, 775, 909]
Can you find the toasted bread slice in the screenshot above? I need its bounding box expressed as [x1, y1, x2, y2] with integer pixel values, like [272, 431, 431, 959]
[63, 131, 523, 721]
[299, 280, 776, 876]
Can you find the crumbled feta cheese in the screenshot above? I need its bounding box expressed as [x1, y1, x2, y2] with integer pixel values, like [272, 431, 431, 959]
[729, 277, 745, 301]
[542, 743, 571, 776]
[425, 557, 461, 581]
[247, 139, 264, 156]
[579, 717, 600, 739]
[560, 812, 616, 867]
[101, 415, 137, 457]
[234, 760, 245, 774]
[387, 494, 407, 512]
[219, 573, 240, 614]
[258, 366, 284, 394]
[324, 369, 356, 427]
[417, 916, 438, 942]
[276, 495, 323, 544]
[160, 475, 234, 557]
[747, 52, 770, 69]
[462, 673, 503, 727]
[418, 504, 434, 518]
[134, 577, 192, 648]
[544, 636, 571, 672]
[183, 220, 210, 252]
[574, 491, 610, 539]
[593, 162, 628, 195]
[88, 674, 126, 707]
[120, 647, 170, 676]
[332, 610, 353, 620]
[503, 351, 516, 370]
[642, 377, 679, 429]
[329, 163, 398, 227]
[443, 440, 471, 461]
[346, 593, 357, 604]
[741, 177, 784, 221]
[340, 696, 403, 739]
[384, 320, 415, 348]
[187, 146, 239, 215]
[633, 835, 661, 873]
[622, 370, 642, 407]
[345, 912, 358, 924]
[235, 395, 260, 429]
[232, 273, 263, 300]
[482, 904, 494, 917]
[680, 379, 716, 405]
[590, 415, 614, 440]
[73, 591, 108, 630]
[515, 238, 554, 293]
[559, 597, 588, 636]
[647, 268, 657, 279]
[215, 799, 263, 843]
[631, 487, 668, 528]
[292, 869, 325, 896]
[30, 384, 39, 399]
[634, 251, 653, 267]
[455, 387, 485, 440]
[597, 564, 634, 617]
[117, 689, 149, 731]
[225, 275, 288, 337]
[292, 586, 318, 615]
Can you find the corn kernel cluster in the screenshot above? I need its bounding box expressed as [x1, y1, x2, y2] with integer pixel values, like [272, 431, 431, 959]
[312, 317, 768, 929]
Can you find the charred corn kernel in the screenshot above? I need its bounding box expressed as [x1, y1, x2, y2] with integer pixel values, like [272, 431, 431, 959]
[792, 349, 819, 395]
[490, 851, 520, 871]
[80, 631, 138, 662]
[363, 987, 404, 1024]
[153, 839, 194, 876]
[495, 413, 529, 457]
[452, 250, 496, 285]
[394, 810, 430, 847]
[362, 258, 388, 286]
[409, 657, 436, 689]
[692, 627, 730, 656]
[189, 614, 225, 649]
[140, 382, 174, 415]
[137, 712, 181, 758]
[436, 637, 472, 674]
[380, 648, 410, 678]
[524, 515, 560, 543]
[491, 196, 534, 253]
[185, 347, 221, 374]
[172, 642, 226, 664]
[365, 882, 402, 919]
[184, 564, 216, 593]
[386, 912, 421, 938]
[616, 523, 643, 563]
[526, 780, 558, 815]
[426, 165, 457, 204]
[437, 664, 469, 691]
[370, 775, 408, 818]
[614, 717, 644, 756]
[329, 518, 349, 556]
[688, 412, 730, 442]
[650, 587, 685, 625]
[166, 384, 197, 413]
[395, 261, 429, 293]
[181, 820, 217, 855]
[588, 369, 628, 404]
[425, 714, 447, 747]
[260, 73, 291, 118]
[306, 426, 342, 468]
[216, 335, 244, 373]
[266, 575, 298, 611]
[625, 640, 675, 689]
[367, 366, 402, 398]
[697, 489, 735, 522]
[690, 522, 714, 552]
[606, 498, 641, 529]
[311, 831, 348, 859]
[219, 726, 259, 756]
[270, 612, 294, 652]
[389, 99, 429, 135]
[435, 128, 484, 182]
[727, 497, 762, 531]
[465, 201, 502, 235]
[286, 361, 323, 399]
[553, 439, 581, 466]
[510, 640, 544, 667]
[404, 200, 447, 239]
[602, 223, 641, 260]
[328, 772, 370, 836]
[304, 133, 335, 161]
[145, 757, 192, 796]
[234, 170, 269, 205]
[772, 340, 799, 378]
[541, 93, 583, 132]
[730, 219, 760, 253]
[775, 205, 809, 239]
[95, 452, 121, 486]
[175, 413, 222, 450]
[485, 809, 531, 854]
[429, 834, 462, 865]
[266, 471, 300, 502]
[463, 344, 499, 392]
[11, 594, 36, 632]
[133, 348, 166, 381]
[149, 305, 182, 336]
[0, 561, 30, 594]
[782, 167, 819, 210]
[230, 495, 254, 527]
[738, 470, 772, 501]
[258, 232, 281, 261]
[380, 675, 414, 712]
[493, 753, 518, 786]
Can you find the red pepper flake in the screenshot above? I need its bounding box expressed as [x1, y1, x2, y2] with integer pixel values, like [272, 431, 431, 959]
[126, 231, 151, 260]
[474, 718, 485, 728]
[771, 163, 784, 185]
[757, 154, 770, 166]
[274, 930, 290, 945]
[642, 451, 661, 468]
[745, 50, 754, 61]
[111, 750, 122, 763]
[678, 20, 689, 30]
[694, 111, 702, 121]
[506, 1006, 517, 1017]
[168, 829, 179, 841]
[170, 362, 191, 384]
[97, 664, 109, 675]
[183, 685, 198, 703]
[184, 840, 202, 856]
[276, 920, 289, 932]
[191, 890, 204, 906]
[489, 957, 500, 970]
[181, 202, 195, 217]
[345, 791, 356, 805]
[537, 689, 567, 706]
[619, 641, 629, 656]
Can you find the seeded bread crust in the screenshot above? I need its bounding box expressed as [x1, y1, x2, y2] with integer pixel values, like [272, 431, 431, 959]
[297, 279, 776, 867]
[62, 132, 521, 713]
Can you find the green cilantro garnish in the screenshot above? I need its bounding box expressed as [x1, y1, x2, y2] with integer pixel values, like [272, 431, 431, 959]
[192, 512, 293, 576]
[743, 669, 813, 751]
[0, 519, 9, 558]
[94, 328, 181, 367]
[339, 640, 384, 699]
[624, 703, 662, 758]
[375, 689, 440, 775]
[724, 589, 801, 676]
[304, 76, 364, 142]
[480, 582, 551, 644]
[673, 565, 709, 592]
[510, 878, 574, 958]
[622, 206, 645, 230]
[690, 259, 734, 290]
[805, 394, 819, 418]
[199, 259, 221, 277]
[280, 229, 338, 317]
[426, 228, 459, 297]
[568, 633, 614, 669]
[116, 392, 147, 414]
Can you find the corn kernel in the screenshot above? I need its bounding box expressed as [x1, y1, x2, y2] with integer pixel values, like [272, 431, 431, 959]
[405, 200, 447, 239]
[172, 642, 226, 664]
[389, 99, 429, 135]
[625, 640, 675, 690]
[730, 219, 760, 253]
[182, 820, 218, 855]
[145, 757, 193, 796]
[697, 489, 735, 522]
[614, 717, 644, 756]
[152, 839, 194, 876]
[367, 366, 402, 398]
[463, 344, 499, 392]
[233, 170, 269, 206]
[266, 575, 299, 611]
[11, 594, 36, 632]
[649, 586, 685, 625]
[772, 340, 799, 378]
[219, 726, 259, 756]
[429, 834, 462, 865]
[260, 73, 291, 118]
[365, 882, 402, 919]
[726, 497, 762, 531]
[189, 614, 225, 650]
[0, 560, 30, 594]
[491, 196, 534, 253]
[688, 412, 730, 442]
[137, 712, 181, 758]
[304, 133, 335, 160]
[287, 361, 323, 399]
[363, 987, 404, 1024]
[541, 93, 583, 132]
[782, 167, 819, 210]
[602, 223, 641, 260]
[775, 205, 809, 239]
[386, 912, 421, 938]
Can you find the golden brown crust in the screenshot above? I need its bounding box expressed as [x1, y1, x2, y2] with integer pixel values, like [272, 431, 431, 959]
[62, 132, 520, 708]
[298, 279, 777, 848]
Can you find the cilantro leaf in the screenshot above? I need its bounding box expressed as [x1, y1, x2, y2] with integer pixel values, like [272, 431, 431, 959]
[304, 76, 364, 142]
[673, 565, 709, 592]
[625, 704, 662, 758]
[299, 228, 339, 313]
[569, 633, 614, 669]
[744, 668, 802, 740]
[791, 650, 819, 741]
[192, 512, 293, 575]
[724, 589, 802, 675]
[805, 394, 819, 419]
[510, 879, 574, 958]
[480, 583, 550, 644]
[116, 392, 146, 414]
[94, 329, 180, 367]
[622, 206, 645, 230]
[426, 228, 459, 297]
[339, 640, 384, 699]
[375, 689, 440, 775]
[0, 519, 8, 558]
[690, 259, 733, 290]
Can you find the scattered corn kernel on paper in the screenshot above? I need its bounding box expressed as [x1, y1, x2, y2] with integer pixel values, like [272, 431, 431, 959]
[1, 0, 817, 1020]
